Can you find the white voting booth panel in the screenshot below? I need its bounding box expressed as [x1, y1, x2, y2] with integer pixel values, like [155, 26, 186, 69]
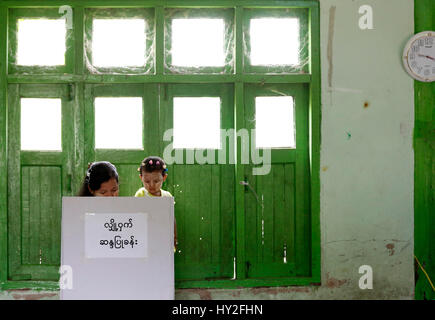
[60, 197, 174, 300]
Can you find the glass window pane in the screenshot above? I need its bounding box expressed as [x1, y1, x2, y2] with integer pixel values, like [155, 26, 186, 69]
[17, 19, 66, 66]
[92, 19, 145, 67]
[173, 97, 221, 149]
[255, 96, 295, 148]
[171, 19, 225, 67]
[21, 98, 62, 151]
[95, 97, 143, 149]
[250, 18, 299, 66]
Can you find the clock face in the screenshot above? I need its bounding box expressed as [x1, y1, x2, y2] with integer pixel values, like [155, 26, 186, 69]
[403, 31, 435, 82]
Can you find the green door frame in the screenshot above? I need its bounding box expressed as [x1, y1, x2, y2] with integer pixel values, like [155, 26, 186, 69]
[414, 0, 435, 301]
[0, 0, 321, 291]
[7, 84, 74, 281]
[161, 83, 236, 286]
[0, 6, 9, 289]
[242, 83, 310, 280]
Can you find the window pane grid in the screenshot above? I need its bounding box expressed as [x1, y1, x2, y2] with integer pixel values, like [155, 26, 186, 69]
[164, 8, 235, 74]
[83, 8, 155, 74]
[6, 3, 317, 289]
[243, 8, 309, 74]
[9, 7, 308, 75]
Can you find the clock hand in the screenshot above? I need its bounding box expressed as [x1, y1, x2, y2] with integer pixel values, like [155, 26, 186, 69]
[417, 54, 435, 61]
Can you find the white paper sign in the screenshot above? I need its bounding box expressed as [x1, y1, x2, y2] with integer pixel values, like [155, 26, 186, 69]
[84, 213, 148, 258]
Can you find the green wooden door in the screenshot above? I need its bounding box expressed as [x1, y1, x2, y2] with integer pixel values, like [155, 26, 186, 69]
[84, 83, 160, 196]
[160, 84, 236, 281]
[0, 0, 320, 290]
[7, 84, 74, 281]
[243, 83, 311, 278]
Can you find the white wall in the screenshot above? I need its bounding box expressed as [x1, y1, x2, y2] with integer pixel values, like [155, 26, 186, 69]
[319, 0, 414, 299]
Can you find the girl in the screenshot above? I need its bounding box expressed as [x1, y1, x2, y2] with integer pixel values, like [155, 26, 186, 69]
[77, 161, 119, 197]
[135, 156, 177, 250]
[135, 156, 171, 198]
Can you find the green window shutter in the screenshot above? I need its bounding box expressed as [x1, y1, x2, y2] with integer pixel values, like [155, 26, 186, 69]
[8, 8, 74, 75]
[7, 84, 73, 281]
[161, 84, 236, 282]
[1, 1, 321, 289]
[243, 83, 311, 279]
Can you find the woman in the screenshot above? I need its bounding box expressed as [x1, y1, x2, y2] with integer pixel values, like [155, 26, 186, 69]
[77, 161, 119, 196]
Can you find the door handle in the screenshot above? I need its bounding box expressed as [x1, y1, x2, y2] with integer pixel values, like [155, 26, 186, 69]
[239, 180, 260, 203]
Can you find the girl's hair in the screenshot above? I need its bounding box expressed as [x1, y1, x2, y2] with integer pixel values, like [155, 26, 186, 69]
[138, 156, 167, 176]
[77, 161, 119, 196]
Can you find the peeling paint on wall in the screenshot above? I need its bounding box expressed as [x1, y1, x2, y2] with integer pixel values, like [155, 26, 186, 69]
[325, 272, 350, 289]
[386, 243, 395, 256]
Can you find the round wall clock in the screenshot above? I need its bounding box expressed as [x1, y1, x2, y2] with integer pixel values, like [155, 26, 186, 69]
[402, 31, 435, 82]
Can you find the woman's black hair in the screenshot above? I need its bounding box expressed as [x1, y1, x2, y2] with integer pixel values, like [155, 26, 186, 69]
[77, 161, 119, 196]
[138, 156, 167, 176]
